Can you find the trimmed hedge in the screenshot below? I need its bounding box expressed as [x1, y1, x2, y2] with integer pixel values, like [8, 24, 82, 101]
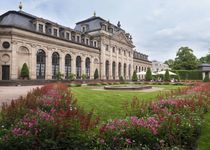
[174, 70, 202, 80]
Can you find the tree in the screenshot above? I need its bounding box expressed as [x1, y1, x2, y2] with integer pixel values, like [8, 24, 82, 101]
[132, 70, 138, 81]
[164, 59, 174, 69]
[164, 69, 170, 82]
[173, 47, 197, 70]
[94, 69, 99, 79]
[145, 68, 152, 81]
[20, 63, 29, 79]
[198, 54, 210, 64]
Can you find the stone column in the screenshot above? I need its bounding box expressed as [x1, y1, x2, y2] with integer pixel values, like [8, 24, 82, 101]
[10, 42, 18, 79]
[71, 54, 76, 75]
[82, 56, 86, 76]
[46, 50, 52, 80]
[60, 52, 65, 75]
[30, 45, 37, 79]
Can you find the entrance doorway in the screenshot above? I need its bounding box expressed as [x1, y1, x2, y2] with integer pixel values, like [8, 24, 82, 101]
[2, 65, 10, 80]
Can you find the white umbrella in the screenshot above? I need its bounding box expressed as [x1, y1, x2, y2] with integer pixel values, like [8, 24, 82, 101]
[137, 71, 157, 75]
[137, 71, 146, 75]
[157, 70, 176, 75]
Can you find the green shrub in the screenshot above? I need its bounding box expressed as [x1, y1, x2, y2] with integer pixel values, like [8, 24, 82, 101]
[56, 72, 64, 80]
[94, 69, 99, 79]
[145, 68, 152, 81]
[132, 70, 138, 81]
[119, 76, 124, 83]
[164, 69, 170, 82]
[81, 74, 86, 80]
[20, 63, 29, 78]
[203, 76, 210, 82]
[68, 73, 76, 81]
[174, 70, 202, 80]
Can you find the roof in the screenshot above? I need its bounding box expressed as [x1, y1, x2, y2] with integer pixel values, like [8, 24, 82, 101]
[198, 63, 210, 67]
[76, 16, 106, 25]
[0, 10, 74, 31]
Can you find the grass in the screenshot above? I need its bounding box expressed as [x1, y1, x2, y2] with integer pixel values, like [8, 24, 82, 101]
[71, 84, 184, 121]
[196, 106, 210, 150]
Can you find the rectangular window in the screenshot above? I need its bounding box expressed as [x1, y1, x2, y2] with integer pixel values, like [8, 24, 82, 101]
[66, 32, 70, 40]
[119, 49, 121, 54]
[77, 36, 80, 42]
[53, 29, 57, 36]
[38, 24, 43, 33]
[86, 39, 89, 45]
[82, 26, 86, 32]
[112, 47, 115, 53]
[105, 45, 109, 51]
[94, 41, 97, 47]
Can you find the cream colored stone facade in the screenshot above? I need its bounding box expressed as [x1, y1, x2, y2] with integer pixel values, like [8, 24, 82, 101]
[0, 10, 151, 80]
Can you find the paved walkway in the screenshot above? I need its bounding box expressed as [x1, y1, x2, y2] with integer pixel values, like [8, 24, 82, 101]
[0, 85, 42, 106]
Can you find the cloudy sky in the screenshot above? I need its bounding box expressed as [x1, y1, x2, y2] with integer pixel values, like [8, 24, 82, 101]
[1, 0, 210, 62]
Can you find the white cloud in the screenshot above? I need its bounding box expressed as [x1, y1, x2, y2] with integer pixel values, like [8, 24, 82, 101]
[1, 0, 210, 61]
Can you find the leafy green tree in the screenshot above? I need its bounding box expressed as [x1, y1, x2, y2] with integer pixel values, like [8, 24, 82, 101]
[164, 59, 174, 69]
[198, 54, 210, 64]
[20, 63, 29, 78]
[173, 47, 197, 70]
[94, 69, 99, 79]
[164, 69, 170, 82]
[145, 68, 152, 81]
[132, 70, 138, 81]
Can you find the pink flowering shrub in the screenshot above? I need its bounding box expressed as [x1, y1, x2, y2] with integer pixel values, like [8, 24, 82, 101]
[99, 83, 210, 149]
[0, 83, 99, 149]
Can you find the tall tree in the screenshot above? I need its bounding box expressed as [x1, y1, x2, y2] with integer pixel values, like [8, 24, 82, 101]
[198, 54, 210, 64]
[145, 68, 152, 81]
[173, 47, 197, 70]
[164, 59, 174, 69]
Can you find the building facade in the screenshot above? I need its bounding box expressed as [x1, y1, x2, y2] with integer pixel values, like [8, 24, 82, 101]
[152, 60, 169, 73]
[0, 10, 151, 80]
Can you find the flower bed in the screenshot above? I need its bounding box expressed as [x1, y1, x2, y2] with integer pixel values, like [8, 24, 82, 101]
[0, 82, 209, 149]
[98, 82, 210, 149]
[0, 83, 99, 149]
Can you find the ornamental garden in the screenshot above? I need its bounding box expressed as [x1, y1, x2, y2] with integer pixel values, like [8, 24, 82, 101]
[0, 81, 209, 149]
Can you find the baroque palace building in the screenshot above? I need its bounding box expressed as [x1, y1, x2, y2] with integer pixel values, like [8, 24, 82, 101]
[0, 8, 151, 80]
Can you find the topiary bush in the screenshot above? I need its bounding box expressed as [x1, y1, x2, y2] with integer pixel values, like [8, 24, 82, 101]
[20, 63, 29, 79]
[145, 68, 152, 81]
[164, 69, 170, 82]
[94, 69, 99, 80]
[68, 73, 76, 81]
[132, 70, 138, 81]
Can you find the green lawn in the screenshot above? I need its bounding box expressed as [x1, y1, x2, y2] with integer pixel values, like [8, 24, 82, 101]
[196, 106, 210, 150]
[71, 84, 184, 121]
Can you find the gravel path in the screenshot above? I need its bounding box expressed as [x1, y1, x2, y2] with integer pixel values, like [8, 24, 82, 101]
[0, 85, 42, 106]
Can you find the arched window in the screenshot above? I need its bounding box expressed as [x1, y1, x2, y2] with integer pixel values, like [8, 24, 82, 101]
[65, 54, 71, 79]
[105, 60, 109, 80]
[52, 52, 60, 79]
[112, 61, 116, 80]
[124, 63, 126, 79]
[36, 49, 46, 79]
[129, 64, 131, 79]
[118, 62, 121, 78]
[139, 66, 141, 72]
[136, 66, 138, 71]
[85, 57, 90, 79]
[76, 56, 81, 79]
